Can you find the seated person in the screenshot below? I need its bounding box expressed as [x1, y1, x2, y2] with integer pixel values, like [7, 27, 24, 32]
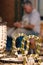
[8, 0, 40, 38]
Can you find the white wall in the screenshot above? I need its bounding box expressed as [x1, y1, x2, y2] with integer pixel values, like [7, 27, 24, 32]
[36, 0, 38, 10]
[39, 0, 43, 16]
[30, 0, 38, 10]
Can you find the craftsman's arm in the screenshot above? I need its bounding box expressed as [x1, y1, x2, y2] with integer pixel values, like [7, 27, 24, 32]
[23, 24, 34, 30]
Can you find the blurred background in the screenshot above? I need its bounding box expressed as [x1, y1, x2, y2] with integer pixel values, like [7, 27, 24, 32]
[0, 0, 43, 60]
[0, 0, 43, 34]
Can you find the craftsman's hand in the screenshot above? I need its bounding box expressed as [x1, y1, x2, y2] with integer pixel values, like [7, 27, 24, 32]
[14, 22, 22, 28]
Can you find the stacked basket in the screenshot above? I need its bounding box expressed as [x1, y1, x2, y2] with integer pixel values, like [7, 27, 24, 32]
[0, 24, 7, 57]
